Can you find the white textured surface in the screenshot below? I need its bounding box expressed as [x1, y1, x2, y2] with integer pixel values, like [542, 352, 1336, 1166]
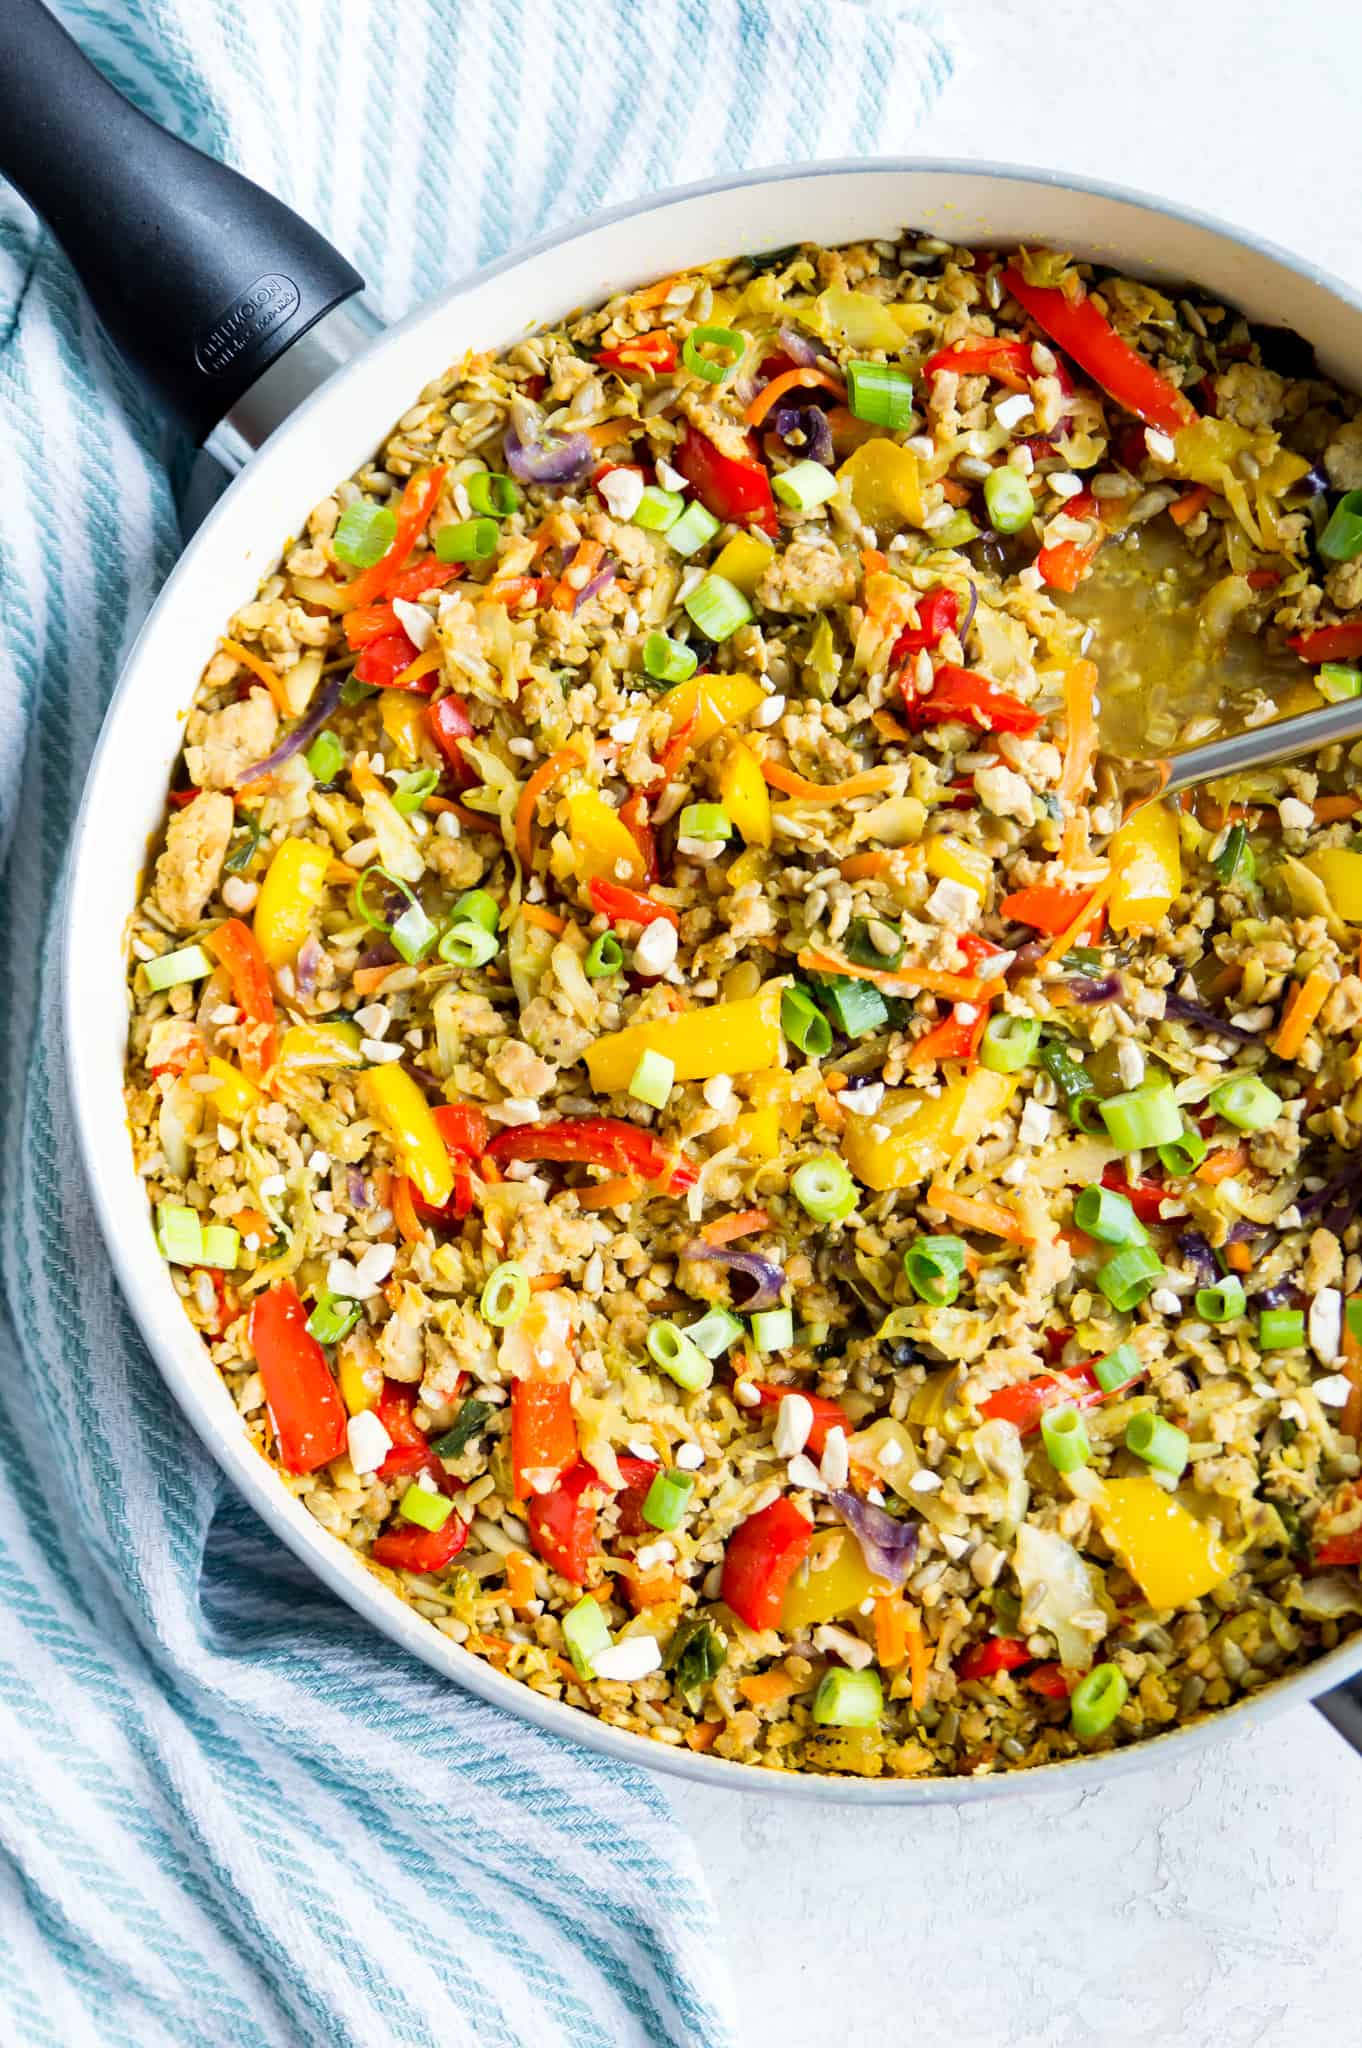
[673, 3, 1362, 2040]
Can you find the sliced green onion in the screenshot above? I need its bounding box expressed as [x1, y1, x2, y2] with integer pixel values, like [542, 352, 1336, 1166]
[677, 803, 732, 842]
[1210, 1075, 1282, 1132]
[307, 1291, 362, 1346]
[642, 629, 698, 683]
[431, 1396, 495, 1459]
[791, 1156, 857, 1224]
[1196, 1276, 1246, 1323]
[1096, 1243, 1165, 1313]
[1041, 1404, 1090, 1474]
[1073, 1184, 1147, 1246]
[340, 673, 378, 705]
[781, 985, 833, 1058]
[392, 767, 439, 815]
[1158, 1126, 1209, 1178]
[810, 973, 888, 1038]
[466, 471, 519, 519]
[305, 729, 346, 784]
[666, 503, 721, 558]
[642, 1469, 694, 1532]
[983, 466, 1035, 534]
[845, 360, 915, 431]
[397, 1484, 454, 1532]
[225, 818, 263, 873]
[683, 324, 745, 384]
[684, 573, 753, 643]
[845, 917, 903, 971]
[199, 1225, 241, 1271]
[633, 485, 685, 532]
[1318, 662, 1362, 704]
[1040, 1041, 1101, 1130]
[390, 901, 438, 964]
[1070, 1662, 1128, 1740]
[1092, 1343, 1140, 1394]
[750, 1307, 794, 1354]
[333, 499, 397, 567]
[629, 1048, 675, 1109]
[1319, 488, 1362, 563]
[647, 1320, 713, 1391]
[1124, 1411, 1190, 1477]
[1211, 822, 1254, 884]
[904, 1236, 967, 1307]
[773, 460, 839, 512]
[979, 1013, 1042, 1074]
[438, 921, 498, 968]
[143, 943, 213, 993]
[435, 517, 498, 563]
[686, 1306, 745, 1358]
[1100, 1077, 1183, 1153]
[931, 510, 979, 548]
[585, 932, 624, 978]
[812, 1666, 883, 1728]
[156, 1203, 204, 1266]
[1347, 1298, 1362, 1346]
[451, 889, 500, 936]
[353, 863, 415, 933]
[1259, 1307, 1305, 1351]
[480, 1262, 530, 1327]
[563, 1594, 612, 1680]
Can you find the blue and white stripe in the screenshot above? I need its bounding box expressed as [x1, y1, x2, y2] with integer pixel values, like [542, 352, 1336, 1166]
[0, 2, 952, 2041]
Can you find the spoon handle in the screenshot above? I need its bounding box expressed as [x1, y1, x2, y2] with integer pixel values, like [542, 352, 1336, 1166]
[1121, 693, 1362, 807]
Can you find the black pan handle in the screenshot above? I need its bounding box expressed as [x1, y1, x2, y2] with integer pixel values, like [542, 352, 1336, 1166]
[1315, 1672, 1362, 1754]
[0, 0, 365, 445]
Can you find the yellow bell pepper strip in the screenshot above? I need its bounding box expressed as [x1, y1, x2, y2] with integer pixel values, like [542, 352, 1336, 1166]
[657, 670, 766, 745]
[924, 832, 991, 897]
[275, 1021, 365, 1074]
[1304, 847, 1362, 921]
[359, 1066, 454, 1208]
[584, 981, 784, 1093]
[339, 1350, 381, 1415]
[1001, 266, 1197, 436]
[564, 789, 647, 886]
[781, 1529, 876, 1630]
[252, 837, 333, 969]
[711, 531, 775, 596]
[1108, 803, 1181, 933]
[1272, 968, 1333, 1060]
[1057, 658, 1099, 865]
[837, 439, 925, 530]
[841, 1069, 1017, 1192]
[719, 740, 772, 847]
[815, 286, 925, 351]
[380, 689, 432, 761]
[1095, 1476, 1231, 1609]
[205, 1056, 261, 1123]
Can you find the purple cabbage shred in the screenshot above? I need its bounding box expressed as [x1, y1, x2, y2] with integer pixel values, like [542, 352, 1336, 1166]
[830, 1492, 919, 1588]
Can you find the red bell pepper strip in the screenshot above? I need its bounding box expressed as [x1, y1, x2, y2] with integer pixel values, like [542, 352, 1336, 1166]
[1001, 267, 1196, 436]
[1101, 1165, 1173, 1219]
[372, 1513, 468, 1574]
[614, 1454, 662, 1537]
[168, 785, 200, 809]
[979, 1366, 1102, 1437]
[618, 791, 658, 883]
[372, 1380, 460, 1491]
[902, 663, 1042, 737]
[1025, 1662, 1073, 1699]
[427, 694, 477, 787]
[344, 601, 402, 650]
[1036, 489, 1102, 593]
[720, 1496, 813, 1630]
[354, 631, 425, 691]
[1289, 622, 1362, 664]
[206, 917, 277, 1079]
[750, 1386, 850, 1458]
[587, 878, 678, 929]
[345, 465, 448, 610]
[956, 1636, 1031, 1682]
[527, 1460, 606, 1582]
[597, 331, 678, 375]
[673, 424, 777, 536]
[891, 583, 960, 664]
[249, 1282, 347, 1475]
[908, 1003, 989, 1068]
[999, 883, 1098, 937]
[386, 557, 462, 604]
[923, 337, 1034, 388]
[1315, 1529, 1362, 1566]
[485, 1118, 695, 1191]
[511, 1377, 578, 1502]
[434, 1102, 490, 1159]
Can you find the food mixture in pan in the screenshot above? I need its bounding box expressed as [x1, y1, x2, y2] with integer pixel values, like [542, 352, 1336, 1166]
[126, 233, 1362, 1777]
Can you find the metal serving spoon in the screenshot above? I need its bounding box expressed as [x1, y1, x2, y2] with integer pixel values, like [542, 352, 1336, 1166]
[1115, 691, 1362, 811]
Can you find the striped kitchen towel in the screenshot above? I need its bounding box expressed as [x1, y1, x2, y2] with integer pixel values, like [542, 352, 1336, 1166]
[0, 2, 955, 2043]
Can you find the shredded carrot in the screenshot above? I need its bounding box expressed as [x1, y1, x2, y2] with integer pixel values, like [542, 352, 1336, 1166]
[1313, 794, 1362, 824]
[872, 709, 913, 745]
[551, 537, 605, 612]
[940, 478, 973, 508]
[838, 850, 892, 882]
[701, 1207, 770, 1245]
[797, 947, 982, 1005]
[738, 1670, 800, 1707]
[218, 636, 291, 716]
[575, 1175, 642, 1210]
[874, 1595, 910, 1670]
[860, 548, 888, 577]
[1169, 484, 1212, 527]
[514, 744, 583, 869]
[1035, 871, 1116, 971]
[530, 1273, 565, 1293]
[1057, 658, 1098, 866]
[631, 274, 680, 311]
[480, 1156, 503, 1185]
[425, 793, 496, 834]
[519, 902, 568, 936]
[1272, 968, 1332, 1061]
[480, 575, 549, 610]
[686, 1719, 723, 1753]
[744, 365, 845, 429]
[763, 760, 898, 805]
[906, 1619, 930, 1712]
[390, 1175, 426, 1246]
[504, 1549, 536, 1608]
[1196, 1142, 1249, 1186]
[1226, 1241, 1253, 1274]
[352, 963, 395, 996]
[326, 860, 360, 886]
[1206, 962, 1244, 1000]
[926, 1179, 1035, 1245]
[233, 1207, 270, 1240]
[825, 1072, 849, 1095]
[390, 647, 441, 690]
[1341, 1299, 1362, 1440]
[585, 419, 634, 449]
